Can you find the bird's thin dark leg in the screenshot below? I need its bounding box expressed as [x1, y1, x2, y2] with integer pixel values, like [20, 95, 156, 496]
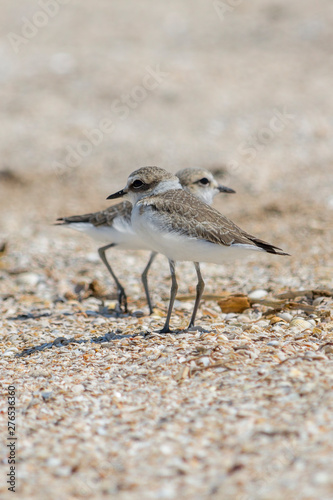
[188, 262, 205, 329]
[159, 260, 178, 334]
[141, 251, 157, 315]
[98, 244, 127, 312]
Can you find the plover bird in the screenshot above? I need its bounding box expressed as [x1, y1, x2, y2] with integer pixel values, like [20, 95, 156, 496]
[107, 166, 289, 333]
[140, 168, 235, 313]
[56, 168, 234, 313]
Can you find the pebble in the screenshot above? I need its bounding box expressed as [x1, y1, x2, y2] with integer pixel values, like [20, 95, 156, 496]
[72, 384, 85, 394]
[140, 325, 150, 332]
[16, 272, 41, 287]
[200, 357, 211, 367]
[47, 457, 61, 467]
[216, 333, 229, 342]
[3, 347, 19, 357]
[54, 466, 72, 477]
[271, 325, 285, 334]
[313, 472, 330, 485]
[235, 314, 252, 323]
[160, 444, 173, 455]
[275, 352, 287, 361]
[225, 313, 238, 320]
[255, 320, 270, 328]
[85, 252, 100, 263]
[248, 289, 268, 300]
[313, 297, 325, 306]
[42, 392, 53, 402]
[278, 312, 293, 322]
[97, 427, 108, 436]
[91, 317, 107, 325]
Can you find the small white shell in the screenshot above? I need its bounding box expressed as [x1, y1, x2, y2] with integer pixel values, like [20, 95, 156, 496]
[248, 289, 268, 300]
[289, 318, 313, 331]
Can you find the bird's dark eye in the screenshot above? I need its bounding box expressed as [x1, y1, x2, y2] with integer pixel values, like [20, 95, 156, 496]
[199, 177, 209, 185]
[132, 179, 144, 189]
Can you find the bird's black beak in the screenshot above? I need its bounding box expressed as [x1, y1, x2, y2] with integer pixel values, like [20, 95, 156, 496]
[107, 189, 127, 200]
[218, 185, 236, 194]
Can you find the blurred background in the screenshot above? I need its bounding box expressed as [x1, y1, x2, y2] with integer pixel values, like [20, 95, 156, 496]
[0, 0, 332, 278]
[2, 5, 333, 498]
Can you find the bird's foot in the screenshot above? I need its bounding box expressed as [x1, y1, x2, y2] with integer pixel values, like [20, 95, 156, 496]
[155, 325, 176, 334]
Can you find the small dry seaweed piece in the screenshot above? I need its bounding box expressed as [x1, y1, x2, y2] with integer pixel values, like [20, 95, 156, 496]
[276, 289, 333, 300]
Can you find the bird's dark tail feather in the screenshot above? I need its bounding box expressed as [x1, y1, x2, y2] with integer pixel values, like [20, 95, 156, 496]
[54, 214, 92, 225]
[249, 236, 290, 256]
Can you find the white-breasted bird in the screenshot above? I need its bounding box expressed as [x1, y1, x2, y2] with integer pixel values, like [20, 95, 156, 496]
[107, 167, 289, 332]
